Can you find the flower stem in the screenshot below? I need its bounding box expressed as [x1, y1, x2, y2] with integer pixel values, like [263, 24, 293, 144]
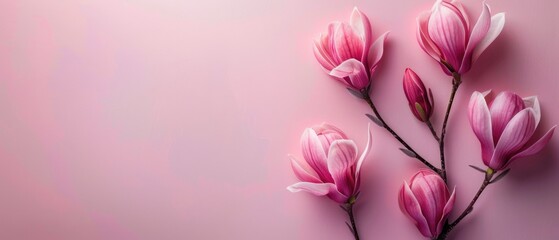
[437, 170, 494, 240]
[344, 203, 360, 240]
[426, 120, 440, 142]
[363, 92, 440, 174]
[439, 73, 462, 183]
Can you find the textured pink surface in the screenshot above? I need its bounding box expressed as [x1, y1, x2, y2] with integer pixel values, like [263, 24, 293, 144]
[0, 0, 558, 239]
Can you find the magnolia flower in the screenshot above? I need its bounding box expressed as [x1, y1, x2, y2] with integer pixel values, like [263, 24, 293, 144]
[417, 0, 505, 75]
[403, 68, 434, 122]
[287, 123, 372, 204]
[314, 7, 389, 90]
[399, 170, 456, 238]
[469, 91, 556, 171]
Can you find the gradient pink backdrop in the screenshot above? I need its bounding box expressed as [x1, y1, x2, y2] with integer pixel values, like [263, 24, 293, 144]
[0, 0, 558, 239]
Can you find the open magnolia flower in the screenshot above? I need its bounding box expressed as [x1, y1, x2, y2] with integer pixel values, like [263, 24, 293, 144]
[313, 7, 389, 90]
[417, 0, 505, 75]
[399, 170, 456, 239]
[469, 91, 556, 171]
[287, 123, 372, 204]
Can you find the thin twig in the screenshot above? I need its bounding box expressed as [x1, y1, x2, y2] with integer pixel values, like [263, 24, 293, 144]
[438, 73, 462, 183]
[363, 92, 440, 174]
[437, 170, 495, 240]
[426, 120, 440, 142]
[341, 202, 360, 240]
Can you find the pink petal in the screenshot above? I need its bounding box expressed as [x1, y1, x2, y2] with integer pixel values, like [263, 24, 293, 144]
[301, 128, 333, 182]
[313, 122, 348, 151]
[510, 125, 556, 162]
[327, 140, 358, 197]
[287, 182, 329, 195]
[428, 0, 468, 71]
[289, 155, 321, 183]
[403, 68, 428, 103]
[313, 23, 342, 71]
[329, 59, 369, 89]
[440, 1, 470, 30]
[459, 2, 491, 73]
[314, 123, 348, 138]
[490, 109, 537, 170]
[489, 91, 525, 143]
[469, 91, 495, 165]
[416, 11, 442, 62]
[328, 23, 341, 58]
[350, 7, 372, 61]
[410, 172, 448, 236]
[399, 181, 433, 238]
[523, 96, 541, 126]
[367, 31, 389, 74]
[333, 23, 364, 63]
[355, 124, 372, 190]
[472, 13, 505, 64]
[287, 182, 347, 203]
[436, 187, 455, 236]
[313, 37, 336, 71]
[450, 0, 470, 29]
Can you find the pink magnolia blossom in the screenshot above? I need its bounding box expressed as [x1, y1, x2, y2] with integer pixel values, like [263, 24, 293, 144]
[468, 91, 556, 171]
[417, 0, 505, 75]
[287, 123, 372, 204]
[313, 7, 389, 90]
[399, 170, 456, 238]
[403, 68, 434, 122]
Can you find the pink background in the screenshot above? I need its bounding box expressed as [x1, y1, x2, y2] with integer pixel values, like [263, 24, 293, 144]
[0, 0, 558, 239]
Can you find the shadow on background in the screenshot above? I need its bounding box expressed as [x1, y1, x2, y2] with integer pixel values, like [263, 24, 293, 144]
[465, 24, 515, 86]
